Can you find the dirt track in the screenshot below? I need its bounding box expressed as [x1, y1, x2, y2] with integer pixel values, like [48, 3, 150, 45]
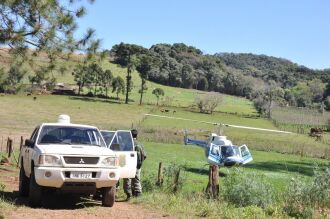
[0, 165, 175, 219]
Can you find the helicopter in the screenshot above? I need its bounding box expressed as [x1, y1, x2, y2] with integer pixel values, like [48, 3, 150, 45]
[145, 113, 292, 167]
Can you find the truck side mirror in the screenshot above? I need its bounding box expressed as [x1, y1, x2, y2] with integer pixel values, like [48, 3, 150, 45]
[25, 139, 35, 148]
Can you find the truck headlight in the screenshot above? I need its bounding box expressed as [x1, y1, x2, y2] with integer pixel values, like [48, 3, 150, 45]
[102, 157, 118, 167]
[38, 155, 62, 166]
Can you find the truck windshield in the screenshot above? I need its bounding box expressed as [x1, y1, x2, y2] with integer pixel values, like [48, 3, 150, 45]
[38, 125, 106, 147]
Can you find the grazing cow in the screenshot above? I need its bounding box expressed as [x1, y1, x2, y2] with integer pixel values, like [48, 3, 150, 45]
[33, 96, 37, 101]
[310, 128, 323, 141]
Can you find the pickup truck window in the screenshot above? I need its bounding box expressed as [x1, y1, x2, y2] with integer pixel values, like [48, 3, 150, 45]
[117, 131, 134, 151]
[37, 126, 106, 147]
[101, 131, 115, 146]
[30, 127, 40, 142]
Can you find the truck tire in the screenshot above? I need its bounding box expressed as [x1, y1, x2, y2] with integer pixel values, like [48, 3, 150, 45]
[18, 165, 29, 197]
[29, 169, 43, 207]
[102, 186, 116, 207]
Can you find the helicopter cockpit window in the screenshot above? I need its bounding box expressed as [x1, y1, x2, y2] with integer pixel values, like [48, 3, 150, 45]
[232, 146, 240, 156]
[221, 146, 235, 157]
[241, 146, 249, 157]
[211, 145, 220, 156]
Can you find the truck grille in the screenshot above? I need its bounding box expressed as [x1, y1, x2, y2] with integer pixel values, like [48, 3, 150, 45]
[63, 156, 99, 164]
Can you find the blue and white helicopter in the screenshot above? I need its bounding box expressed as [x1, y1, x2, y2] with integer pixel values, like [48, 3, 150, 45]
[145, 114, 292, 167]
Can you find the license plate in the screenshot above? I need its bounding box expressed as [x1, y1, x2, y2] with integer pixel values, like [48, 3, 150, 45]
[70, 172, 92, 179]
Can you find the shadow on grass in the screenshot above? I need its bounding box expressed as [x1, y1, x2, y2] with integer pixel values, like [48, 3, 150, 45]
[185, 167, 227, 177]
[245, 161, 330, 177]
[0, 190, 104, 209]
[68, 96, 122, 105]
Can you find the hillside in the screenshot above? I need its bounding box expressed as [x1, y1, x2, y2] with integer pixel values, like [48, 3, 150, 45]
[217, 52, 330, 87]
[109, 43, 330, 108]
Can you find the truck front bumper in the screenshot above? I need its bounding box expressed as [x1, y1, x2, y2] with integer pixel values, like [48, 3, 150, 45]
[34, 167, 119, 189]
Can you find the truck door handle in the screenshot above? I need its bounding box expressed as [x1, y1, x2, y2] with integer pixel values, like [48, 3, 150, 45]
[130, 153, 135, 157]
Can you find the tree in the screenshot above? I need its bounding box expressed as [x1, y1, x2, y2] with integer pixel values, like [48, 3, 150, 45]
[88, 63, 103, 96]
[308, 79, 325, 102]
[136, 54, 157, 105]
[0, 0, 96, 55]
[110, 43, 148, 104]
[194, 93, 223, 114]
[197, 77, 209, 91]
[324, 96, 330, 111]
[3, 65, 26, 93]
[0, 0, 101, 88]
[152, 88, 165, 105]
[100, 69, 113, 97]
[262, 81, 284, 118]
[112, 76, 125, 99]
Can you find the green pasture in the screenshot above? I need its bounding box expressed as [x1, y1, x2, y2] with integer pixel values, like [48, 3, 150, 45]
[17, 57, 256, 114]
[143, 142, 329, 192]
[0, 95, 151, 140]
[142, 109, 330, 159]
[0, 91, 329, 218]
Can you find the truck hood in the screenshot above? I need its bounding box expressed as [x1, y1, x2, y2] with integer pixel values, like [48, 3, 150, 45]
[36, 144, 114, 156]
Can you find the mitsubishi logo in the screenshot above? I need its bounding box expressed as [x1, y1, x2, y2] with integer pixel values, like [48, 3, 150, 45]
[79, 158, 85, 164]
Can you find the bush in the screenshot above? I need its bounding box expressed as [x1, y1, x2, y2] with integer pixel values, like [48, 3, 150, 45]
[284, 165, 330, 218]
[163, 163, 186, 193]
[223, 172, 275, 208]
[141, 172, 157, 193]
[0, 183, 5, 192]
[194, 93, 223, 114]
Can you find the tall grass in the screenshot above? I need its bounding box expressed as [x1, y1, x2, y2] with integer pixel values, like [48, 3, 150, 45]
[272, 106, 330, 126]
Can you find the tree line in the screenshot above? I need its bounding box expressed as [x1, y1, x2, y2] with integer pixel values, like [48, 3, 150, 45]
[1, 1, 329, 112]
[109, 43, 330, 114]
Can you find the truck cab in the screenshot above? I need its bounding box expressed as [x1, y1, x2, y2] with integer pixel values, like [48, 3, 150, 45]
[19, 115, 120, 207]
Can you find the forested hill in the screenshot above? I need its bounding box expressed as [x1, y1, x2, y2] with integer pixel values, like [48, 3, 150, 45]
[111, 43, 329, 98]
[216, 52, 330, 88]
[111, 42, 330, 110]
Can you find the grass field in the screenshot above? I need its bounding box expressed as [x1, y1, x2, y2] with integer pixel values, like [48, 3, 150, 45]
[0, 55, 330, 217]
[138, 142, 329, 217]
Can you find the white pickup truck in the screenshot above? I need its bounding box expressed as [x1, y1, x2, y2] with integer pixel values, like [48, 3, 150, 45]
[19, 115, 120, 207]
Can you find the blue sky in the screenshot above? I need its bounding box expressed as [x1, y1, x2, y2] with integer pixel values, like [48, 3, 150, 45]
[75, 0, 330, 69]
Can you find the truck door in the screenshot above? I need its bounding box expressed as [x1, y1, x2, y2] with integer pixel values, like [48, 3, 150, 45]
[207, 144, 222, 165]
[239, 145, 253, 164]
[23, 127, 39, 176]
[107, 131, 137, 179]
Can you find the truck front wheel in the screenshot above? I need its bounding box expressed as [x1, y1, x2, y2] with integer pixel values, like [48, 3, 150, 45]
[29, 170, 43, 207]
[19, 165, 29, 197]
[102, 186, 116, 207]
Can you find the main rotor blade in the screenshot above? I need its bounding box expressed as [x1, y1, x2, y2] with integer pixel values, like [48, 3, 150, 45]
[145, 113, 218, 125]
[224, 124, 293, 134]
[145, 113, 293, 134]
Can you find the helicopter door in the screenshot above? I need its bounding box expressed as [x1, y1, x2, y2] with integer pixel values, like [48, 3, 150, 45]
[108, 131, 137, 179]
[239, 145, 253, 164]
[207, 144, 222, 165]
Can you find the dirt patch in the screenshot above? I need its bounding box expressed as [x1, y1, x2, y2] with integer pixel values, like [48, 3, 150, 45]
[0, 165, 176, 219]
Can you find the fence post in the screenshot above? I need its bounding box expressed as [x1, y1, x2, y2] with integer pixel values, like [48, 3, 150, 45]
[7, 138, 13, 158]
[1, 136, 3, 153]
[156, 162, 164, 186]
[173, 168, 181, 193]
[20, 136, 24, 150]
[205, 165, 219, 199]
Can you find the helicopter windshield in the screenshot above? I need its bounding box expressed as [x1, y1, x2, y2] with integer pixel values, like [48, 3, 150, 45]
[211, 136, 225, 145]
[221, 146, 235, 157]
